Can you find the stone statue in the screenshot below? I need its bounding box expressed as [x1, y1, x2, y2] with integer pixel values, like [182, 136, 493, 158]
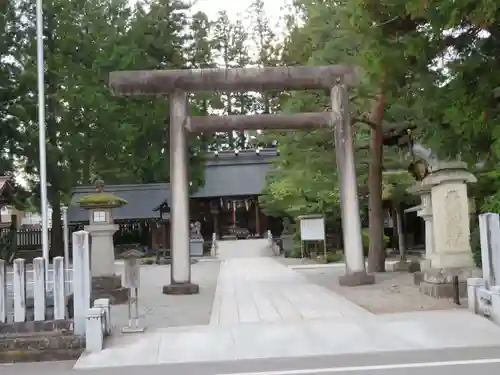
[190, 221, 202, 239]
[281, 217, 295, 236]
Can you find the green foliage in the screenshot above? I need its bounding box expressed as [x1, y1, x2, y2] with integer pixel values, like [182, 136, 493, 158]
[382, 170, 416, 203]
[325, 251, 343, 263]
[470, 224, 482, 268]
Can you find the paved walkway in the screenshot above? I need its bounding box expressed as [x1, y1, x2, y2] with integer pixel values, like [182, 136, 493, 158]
[74, 239, 500, 369]
[210, 257, 370, 325]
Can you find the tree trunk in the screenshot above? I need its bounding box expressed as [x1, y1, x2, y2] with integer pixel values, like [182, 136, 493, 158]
[367, 93, 386, 273]
[394, 205, 406, 261]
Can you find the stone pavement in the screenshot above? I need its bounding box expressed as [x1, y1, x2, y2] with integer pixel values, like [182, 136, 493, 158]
[110, 260, 220, 331]
[74, 239, 500, 369]
[210, 257, 370, 325]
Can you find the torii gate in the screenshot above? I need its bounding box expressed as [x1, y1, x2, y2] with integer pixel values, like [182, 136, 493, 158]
[109, 65, 375, 294]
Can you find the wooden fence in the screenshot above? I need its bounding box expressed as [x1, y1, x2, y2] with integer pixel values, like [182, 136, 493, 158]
[0, 221, 152, 252]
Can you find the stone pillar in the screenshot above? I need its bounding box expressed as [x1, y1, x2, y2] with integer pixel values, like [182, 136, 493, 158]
[84, 208, 128, 304]
[162, 90, 199, 295]
[330, 82, 374, 286]
[85, 210, 117, 277]
[418, 161, 481, 298]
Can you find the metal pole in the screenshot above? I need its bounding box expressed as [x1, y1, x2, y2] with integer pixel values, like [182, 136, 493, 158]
[36, 0, 49, 265]
[169, 90, 191, 284]
[331, 82, 365, 273]
[62, 206, 69, 270]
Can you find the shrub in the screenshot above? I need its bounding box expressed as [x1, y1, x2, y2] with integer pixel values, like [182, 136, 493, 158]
[325, 251, 343, 263]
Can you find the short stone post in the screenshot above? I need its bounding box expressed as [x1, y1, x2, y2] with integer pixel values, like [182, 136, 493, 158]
[85, 307, 104, 352]
[0, 259, 6, 323]
[467, 278, 486, 313]
[33, 257, 46, 321]
[13, 258, 26, 322]
[490, 286, 500, 324]
[53, 256, 66, 320]
[94, 298, 111, 336]
[77, 179, 128, 304]
[72, 230, 91, 336]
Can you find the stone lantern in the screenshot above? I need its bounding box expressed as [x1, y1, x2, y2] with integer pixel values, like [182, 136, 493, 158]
[76, 179, 128, 304]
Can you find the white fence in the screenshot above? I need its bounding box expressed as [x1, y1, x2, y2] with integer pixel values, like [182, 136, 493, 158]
[468, 213, 500, 323]
[1, 231, 91, 331]
[0, 257, 73, 323]
[0, 230, 113, 352]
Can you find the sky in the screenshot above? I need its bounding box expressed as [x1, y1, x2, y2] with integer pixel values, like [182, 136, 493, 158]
[191, 0, 289, 25]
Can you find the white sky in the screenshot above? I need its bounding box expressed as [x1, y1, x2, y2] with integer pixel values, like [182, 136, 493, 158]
[191, 0, 289, 25]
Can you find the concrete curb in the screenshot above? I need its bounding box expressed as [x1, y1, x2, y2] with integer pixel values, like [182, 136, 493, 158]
[289, 260, 399, 270]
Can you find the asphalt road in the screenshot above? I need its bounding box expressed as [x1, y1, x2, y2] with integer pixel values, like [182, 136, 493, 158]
[2, 346, 500, 375]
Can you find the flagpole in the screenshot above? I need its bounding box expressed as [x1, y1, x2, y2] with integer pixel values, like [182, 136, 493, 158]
[36, 0, 49, 266]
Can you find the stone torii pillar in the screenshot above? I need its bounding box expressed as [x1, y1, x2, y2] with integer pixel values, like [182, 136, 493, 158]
[162, 90, 198, 294]
[109, 65, 374, 289]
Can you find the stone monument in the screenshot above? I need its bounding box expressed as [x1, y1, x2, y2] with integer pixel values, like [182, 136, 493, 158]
[415, 161, 480, 298]
[76, 179, 128, 304]
[189, 221, 204, 256]
[281, 217, 295, 256]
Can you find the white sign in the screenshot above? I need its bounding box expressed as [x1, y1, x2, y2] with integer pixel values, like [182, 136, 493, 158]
[299, 216, 325, 241]
[93, 211, 106, 223]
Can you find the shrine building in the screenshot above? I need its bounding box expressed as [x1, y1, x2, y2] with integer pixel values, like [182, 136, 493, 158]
[67, 148, 283, 242]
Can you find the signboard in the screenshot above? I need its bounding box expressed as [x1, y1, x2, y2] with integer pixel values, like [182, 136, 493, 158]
[299, 215, 325, 241]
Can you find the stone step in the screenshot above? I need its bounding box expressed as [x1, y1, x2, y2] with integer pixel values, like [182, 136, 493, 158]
[0, 331, 85, 363]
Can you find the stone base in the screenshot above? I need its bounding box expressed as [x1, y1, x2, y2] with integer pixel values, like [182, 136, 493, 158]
[387, 260, 421, 273]
[162, 282, 200, 295]
[92, 275, 128, 305]
[419, 280, 467, 299]
[387, 260, 410, 272]
[338, 271, 375, 286]
[0, 320, 84, 363]
[413, 272, 424, 285]
[419, 266, 481, 299]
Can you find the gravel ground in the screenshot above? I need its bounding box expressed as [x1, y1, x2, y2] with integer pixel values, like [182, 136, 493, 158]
[110, 260, 221, 334]
[295, 266, 467, 314]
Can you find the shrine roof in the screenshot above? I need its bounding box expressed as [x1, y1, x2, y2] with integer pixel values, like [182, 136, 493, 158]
[68, 183, 170, 222]
[67, 148, 279, 223]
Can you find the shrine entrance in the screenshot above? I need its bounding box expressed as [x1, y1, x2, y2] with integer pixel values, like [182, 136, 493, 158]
[109, 65, 374, 294]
